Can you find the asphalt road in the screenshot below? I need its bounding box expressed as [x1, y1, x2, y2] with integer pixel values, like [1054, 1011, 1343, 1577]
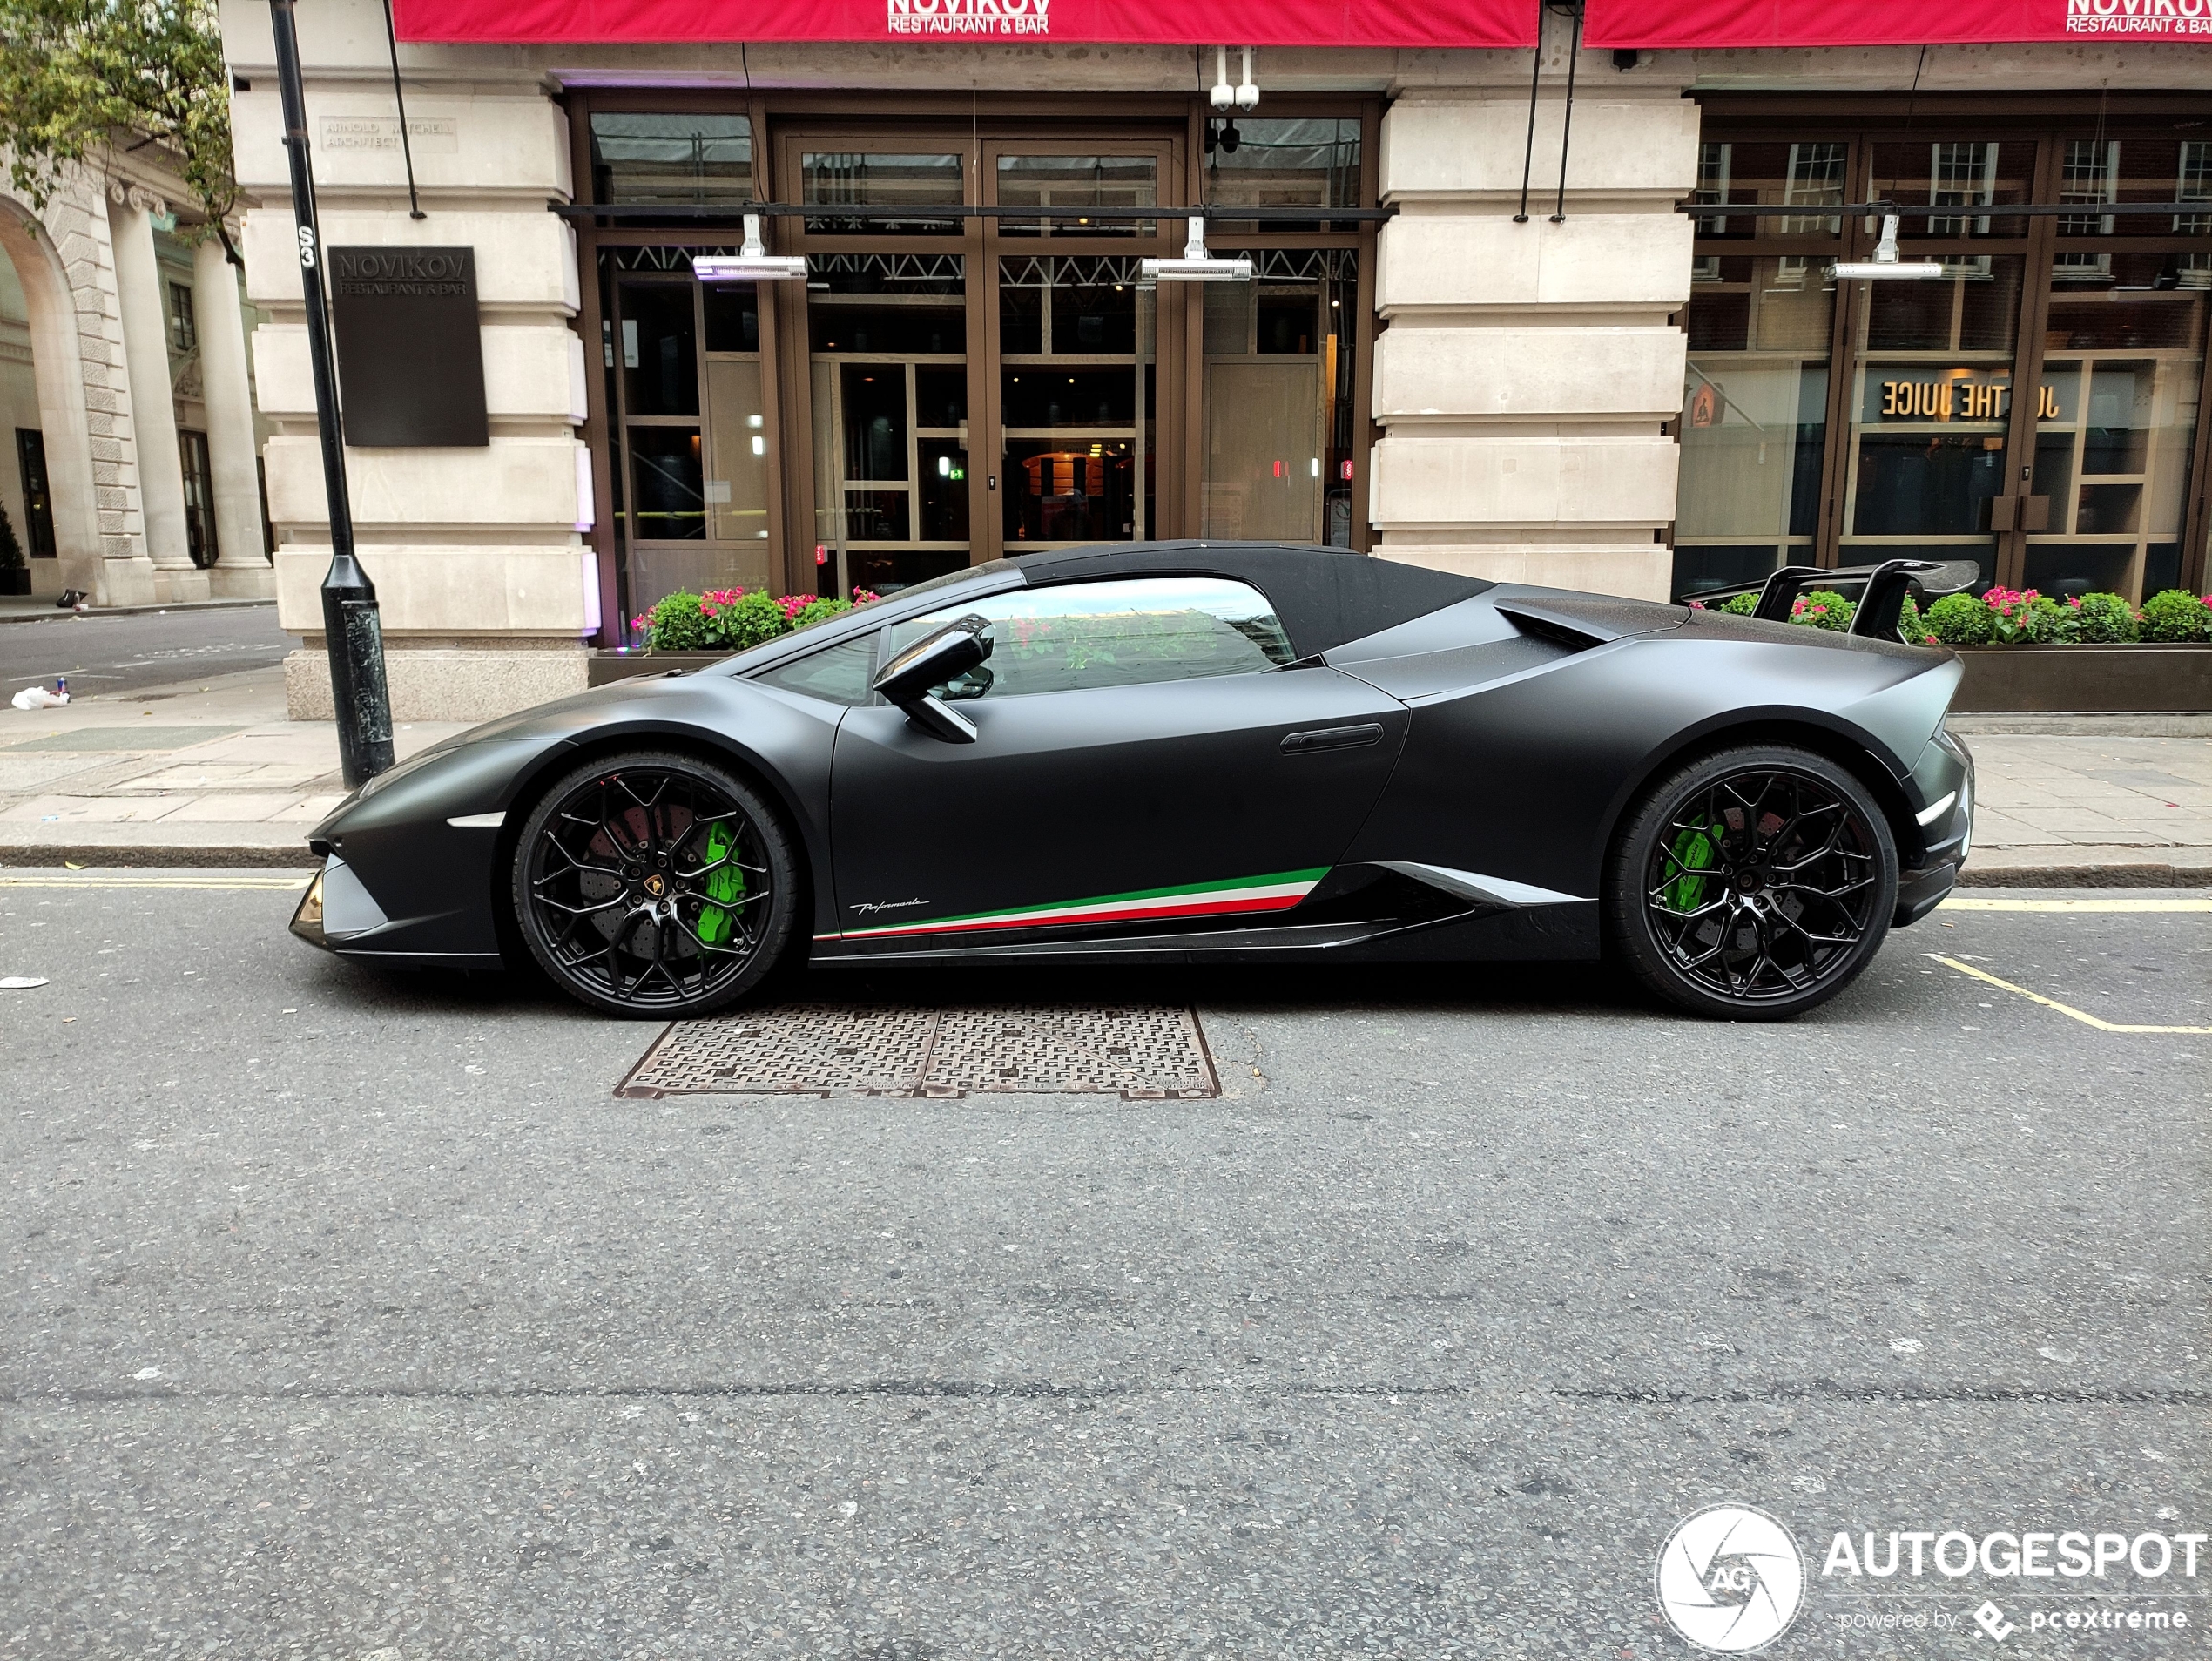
[3, 881, 2207, 1658]
[0, 605, 295, 699]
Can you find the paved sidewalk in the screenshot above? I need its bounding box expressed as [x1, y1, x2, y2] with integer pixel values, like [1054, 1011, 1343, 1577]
[0, 665, 465, 866]
[0, 666, 2207, 880]
[1956, 726, 2212, 885]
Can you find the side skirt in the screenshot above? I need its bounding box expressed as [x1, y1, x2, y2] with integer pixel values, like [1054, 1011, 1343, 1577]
[807, 901, 1601, 969]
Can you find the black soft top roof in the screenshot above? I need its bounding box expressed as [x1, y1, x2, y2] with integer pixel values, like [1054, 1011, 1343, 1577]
[1010, 542, 1493, 656]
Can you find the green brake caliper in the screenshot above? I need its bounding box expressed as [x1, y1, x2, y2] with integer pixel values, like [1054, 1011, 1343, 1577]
[695, 821, 746, 947]
[1665, 824, 1717, 912]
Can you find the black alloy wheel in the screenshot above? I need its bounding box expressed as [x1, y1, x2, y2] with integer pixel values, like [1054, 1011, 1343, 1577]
[512, 751, 799, 1016]
[1608, 744, 1898, 1021]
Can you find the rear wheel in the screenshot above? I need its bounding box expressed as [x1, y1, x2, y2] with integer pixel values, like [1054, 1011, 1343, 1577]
[1608, 745, 1897, 1021]
[512, 751, 799, 1017]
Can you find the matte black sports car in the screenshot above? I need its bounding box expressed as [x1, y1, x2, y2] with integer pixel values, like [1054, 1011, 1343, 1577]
[291, 542, 1974, 1021]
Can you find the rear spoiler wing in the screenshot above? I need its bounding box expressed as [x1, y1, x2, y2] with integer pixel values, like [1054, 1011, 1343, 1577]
[1688, 560, 1981, 642]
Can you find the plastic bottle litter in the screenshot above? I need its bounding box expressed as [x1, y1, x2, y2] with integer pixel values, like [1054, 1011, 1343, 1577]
[10, 685, 70, 711]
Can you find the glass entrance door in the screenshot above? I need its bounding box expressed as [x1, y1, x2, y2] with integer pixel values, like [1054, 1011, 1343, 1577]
[787, 134, 1178, 592]
[998, 254, 1154, 550]
[806, 250, 972, 598]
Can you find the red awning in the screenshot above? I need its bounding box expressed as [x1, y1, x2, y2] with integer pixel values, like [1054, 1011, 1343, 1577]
[390, 0, 1537, 48]
[1585, 0, 2212, 47]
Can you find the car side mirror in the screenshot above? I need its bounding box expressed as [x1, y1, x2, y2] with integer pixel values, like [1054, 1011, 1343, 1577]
[873, 615, 993, 742]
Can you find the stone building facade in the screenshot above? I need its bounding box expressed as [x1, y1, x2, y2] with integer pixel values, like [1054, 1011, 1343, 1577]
[0, 150, 272, 608]
[212, 0, 2212, 720]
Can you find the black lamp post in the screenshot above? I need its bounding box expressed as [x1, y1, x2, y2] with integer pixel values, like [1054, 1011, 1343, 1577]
[269, 0, 394, 787]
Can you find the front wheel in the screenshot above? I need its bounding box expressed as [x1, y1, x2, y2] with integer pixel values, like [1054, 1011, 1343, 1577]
[1608, 745, 1898, 1021]
[512, 751, 800, 1017]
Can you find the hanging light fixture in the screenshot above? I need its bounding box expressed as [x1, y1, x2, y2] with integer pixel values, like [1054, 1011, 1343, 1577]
[1236, 45, 1259, 110]
[1209, 46, 1234, 111]
[1833, 213, 1946, 280]
[692, 213, 808, 283]
[1142, 215, 1252, 284]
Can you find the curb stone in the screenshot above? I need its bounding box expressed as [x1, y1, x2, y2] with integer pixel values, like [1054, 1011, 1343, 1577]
[1, 845, 2201, 886]
[0, 845, 318, 869]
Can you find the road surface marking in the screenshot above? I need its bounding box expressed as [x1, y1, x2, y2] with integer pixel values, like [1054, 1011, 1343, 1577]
[0, 874, 310, 890]
[1927, 954, 2212, 1035]
[1938, 897, 2212, 913]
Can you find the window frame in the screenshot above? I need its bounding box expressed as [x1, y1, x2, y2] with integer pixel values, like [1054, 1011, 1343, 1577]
[1689, 97, 2212, 598]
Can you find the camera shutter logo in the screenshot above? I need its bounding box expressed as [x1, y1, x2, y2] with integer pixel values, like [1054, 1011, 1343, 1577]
[1656, 1504, 1806, 1653]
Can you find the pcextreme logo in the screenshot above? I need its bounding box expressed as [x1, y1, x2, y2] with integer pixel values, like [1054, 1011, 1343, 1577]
[1656, 1505, 1807, 1654]
[887, 0, 1050, 37]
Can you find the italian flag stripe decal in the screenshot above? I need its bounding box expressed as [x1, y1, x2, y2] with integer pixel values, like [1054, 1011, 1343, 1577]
[839, 868, 1330, 941]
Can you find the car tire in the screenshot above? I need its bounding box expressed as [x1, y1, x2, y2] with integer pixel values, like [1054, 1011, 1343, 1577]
[511, 750, 801, 1018]
[1607, 743, 1898, 1022]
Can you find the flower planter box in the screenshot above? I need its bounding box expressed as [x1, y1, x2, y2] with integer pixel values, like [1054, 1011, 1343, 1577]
[1952, 645, 2212, 714]
[590, 644, 2212, 711]
[588, 651, 730, 687]
[0, 568, 31, 596]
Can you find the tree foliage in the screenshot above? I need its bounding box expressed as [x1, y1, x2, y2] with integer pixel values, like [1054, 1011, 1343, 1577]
[0, 0, 237, 251]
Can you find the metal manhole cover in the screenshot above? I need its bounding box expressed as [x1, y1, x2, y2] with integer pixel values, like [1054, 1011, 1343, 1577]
[617, 1003, 1217, 1100]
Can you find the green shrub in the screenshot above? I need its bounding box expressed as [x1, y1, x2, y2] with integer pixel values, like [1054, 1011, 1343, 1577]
[790, 596, 852, 631]
[634, 590, 718, 652]
[2071, 591, 2139, 644]
[1925, 592, 1995, 645]
[637, 586, 879, 652]
[1714, 591, 1759, 616]
[1898, 593, 1926, 644]
[2138, 588, 2212, 644]
[2021, 595, 2078, 645]
[0, 501, 23, 571]
[718, 590, 794, 649]
[1791, 589, 1854, 631]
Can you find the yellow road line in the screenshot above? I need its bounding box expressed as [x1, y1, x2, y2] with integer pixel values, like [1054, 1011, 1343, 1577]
[1927, 954, 2212, 1035]
[1939, 897, 2212, 913]
[0, 874, 309, 890]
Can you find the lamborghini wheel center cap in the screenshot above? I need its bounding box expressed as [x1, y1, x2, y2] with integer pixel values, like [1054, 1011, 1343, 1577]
[643, 873, 666, 897]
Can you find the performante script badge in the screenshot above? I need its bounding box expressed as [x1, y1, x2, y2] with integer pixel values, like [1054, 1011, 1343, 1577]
[1656, 1504, 1806, 1653]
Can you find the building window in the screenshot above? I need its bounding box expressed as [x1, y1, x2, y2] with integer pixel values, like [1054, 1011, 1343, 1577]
[590, 113, 752, 206]
[167, 280, 196, 352]
[15, 429, 56, 557]
[1679, 115, 2212, 604]
[604, 247, 778, 619]
[179, 429, 218, 568]
[1200, 247, 1359, 547]
[1203, 117, 1363, 223]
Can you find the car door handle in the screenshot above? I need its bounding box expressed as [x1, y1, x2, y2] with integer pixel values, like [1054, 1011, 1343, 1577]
[1281, 723, 1385, 754]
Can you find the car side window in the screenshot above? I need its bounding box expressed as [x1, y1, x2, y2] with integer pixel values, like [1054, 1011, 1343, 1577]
[750, 632, 880, 706]
[881, 576, 1296, 701]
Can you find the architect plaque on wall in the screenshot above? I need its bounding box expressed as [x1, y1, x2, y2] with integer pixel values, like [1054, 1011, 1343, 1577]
[328, 246, 489, 447]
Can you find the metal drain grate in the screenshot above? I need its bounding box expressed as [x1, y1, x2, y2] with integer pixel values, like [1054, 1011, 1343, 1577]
[617, 1003, 1218, 1100]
